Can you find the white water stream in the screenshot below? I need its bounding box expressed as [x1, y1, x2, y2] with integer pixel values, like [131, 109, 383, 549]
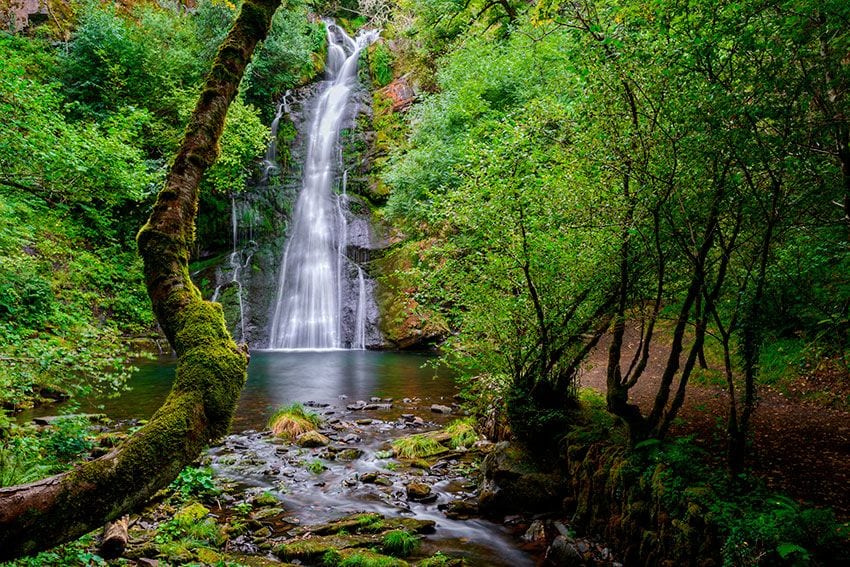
[268, 23, 378, 350]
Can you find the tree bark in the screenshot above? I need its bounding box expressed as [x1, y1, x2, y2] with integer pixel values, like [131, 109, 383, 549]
[0, 0, 280, 558]
[100, 516, 129, 558]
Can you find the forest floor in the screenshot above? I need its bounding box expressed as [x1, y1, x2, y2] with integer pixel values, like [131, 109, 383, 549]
[581, 328, 850, 519]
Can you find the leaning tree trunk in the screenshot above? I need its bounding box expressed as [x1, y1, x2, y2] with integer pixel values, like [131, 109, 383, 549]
[0, 0, 280, 558]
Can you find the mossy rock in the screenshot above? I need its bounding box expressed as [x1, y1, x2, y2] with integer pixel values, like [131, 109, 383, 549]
[275, 534, 379, 561]
[297, 430, 331, 447]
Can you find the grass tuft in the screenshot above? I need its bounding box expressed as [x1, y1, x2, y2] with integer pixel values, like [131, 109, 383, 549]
[444, 418, 478, 449]
[381, 529, 419, 557]
[392, 433, 444, 459]
[269, 402, 323, 440]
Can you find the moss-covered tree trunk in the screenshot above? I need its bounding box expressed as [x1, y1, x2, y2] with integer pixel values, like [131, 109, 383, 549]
[0, 0, 280, 558]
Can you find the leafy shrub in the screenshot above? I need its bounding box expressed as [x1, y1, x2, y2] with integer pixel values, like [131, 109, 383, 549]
[170, 466, 220, 501]
[44, 417, 93, 462]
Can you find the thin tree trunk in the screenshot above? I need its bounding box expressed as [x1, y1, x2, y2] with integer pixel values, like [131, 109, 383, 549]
[0, 0, 280, 558]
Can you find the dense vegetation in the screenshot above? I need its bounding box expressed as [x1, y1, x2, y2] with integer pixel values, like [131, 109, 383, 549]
[379, 0, 850, 466]
[0, 0, 322, 413]
[1, 0, 849, 563]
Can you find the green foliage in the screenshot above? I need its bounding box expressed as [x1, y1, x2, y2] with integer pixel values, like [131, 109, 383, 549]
[203, 97, 270, 195]
[246, 3, 326, 110]
[0, 417, 96, 487]
[42, 417, 93, 462]
[369, 42, 394, 87]
[4, 534, 106, 566]
[381, 529, 419, 557]
[170, 466, 221, 501]
[154, 501, 225, 560]
[419, 552, 452, 567]
[306, 459, 327, 474]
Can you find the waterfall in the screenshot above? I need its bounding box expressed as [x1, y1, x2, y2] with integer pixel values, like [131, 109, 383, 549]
[211, 195, 248, 341]
[268, 22, 378, 350]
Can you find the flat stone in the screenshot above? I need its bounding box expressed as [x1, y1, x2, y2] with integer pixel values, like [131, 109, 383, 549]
[343, 433, 361, 443]
[251, 507, 285, 521]
[355, 418, 373, 425]
[32, 413, 103, 426]
[430, 404, 452, 414]
[347, 400, 367, 410]
[360, 472, 378, 484]
[439, 498, 479, 519]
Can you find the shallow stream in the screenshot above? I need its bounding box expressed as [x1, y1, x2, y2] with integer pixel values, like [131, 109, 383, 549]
[22, 351, 536, 566]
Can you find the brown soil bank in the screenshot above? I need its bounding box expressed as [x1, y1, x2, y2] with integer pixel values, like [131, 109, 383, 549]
[581, 331, 850, 520]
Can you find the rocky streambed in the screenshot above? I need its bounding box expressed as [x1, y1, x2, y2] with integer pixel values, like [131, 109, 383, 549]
[36, 396, 618, 566]
[15, 351, 622, 566]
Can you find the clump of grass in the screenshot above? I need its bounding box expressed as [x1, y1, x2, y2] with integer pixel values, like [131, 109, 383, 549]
[269, 402, 322, 440]
[381, 529, 419, 557]
[392, 433, 444, 459]
[444, 418, 478, 449]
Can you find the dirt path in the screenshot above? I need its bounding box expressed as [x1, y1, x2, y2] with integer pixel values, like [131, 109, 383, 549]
[580, 330, 850, 519]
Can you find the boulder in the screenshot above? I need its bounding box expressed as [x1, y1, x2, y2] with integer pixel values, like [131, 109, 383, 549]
[296, 431, 330, 448]
[545, 535, 584, 566]
[406, 482, 434, 502]
[478, 442, 565, 515]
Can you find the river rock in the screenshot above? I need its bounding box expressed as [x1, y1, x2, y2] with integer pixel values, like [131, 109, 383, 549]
[32, 413, 104, 426]
[360, 472, 378, 484]
[430, 404, 452, 414]
[356, 418, 373, 425]
[296, 431, 330, 447]
[406, 482, 433, 502]
[478, 442, 565, 515]
[347, 401, 367, 410]
[522, 520, 546, 542]
[251, 507, 285, 521]
[439, 498, 479, 519]
[545, 535, 584, 566]
[336, 448, 364, 461]
[343, 433, 361, 444]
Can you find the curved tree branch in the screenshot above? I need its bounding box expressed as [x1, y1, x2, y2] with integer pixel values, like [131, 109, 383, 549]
[0, 0, 280, 558]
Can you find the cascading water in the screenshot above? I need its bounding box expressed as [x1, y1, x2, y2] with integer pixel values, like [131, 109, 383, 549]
[268, 22, 379, 350]
[211, 195, 249, 342]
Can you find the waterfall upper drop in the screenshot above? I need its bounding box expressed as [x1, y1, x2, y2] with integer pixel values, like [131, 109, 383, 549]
[268, 23, 380, 350]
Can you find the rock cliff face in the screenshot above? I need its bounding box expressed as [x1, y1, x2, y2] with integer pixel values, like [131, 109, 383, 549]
[3, 0, 48, 31]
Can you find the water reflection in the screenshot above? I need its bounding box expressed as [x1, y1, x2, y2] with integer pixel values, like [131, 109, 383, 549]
[20, 351, 456, 433]
[234, 350, 455, 430]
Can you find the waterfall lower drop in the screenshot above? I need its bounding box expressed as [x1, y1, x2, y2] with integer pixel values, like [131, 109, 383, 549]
[268, 22, 379, 350]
